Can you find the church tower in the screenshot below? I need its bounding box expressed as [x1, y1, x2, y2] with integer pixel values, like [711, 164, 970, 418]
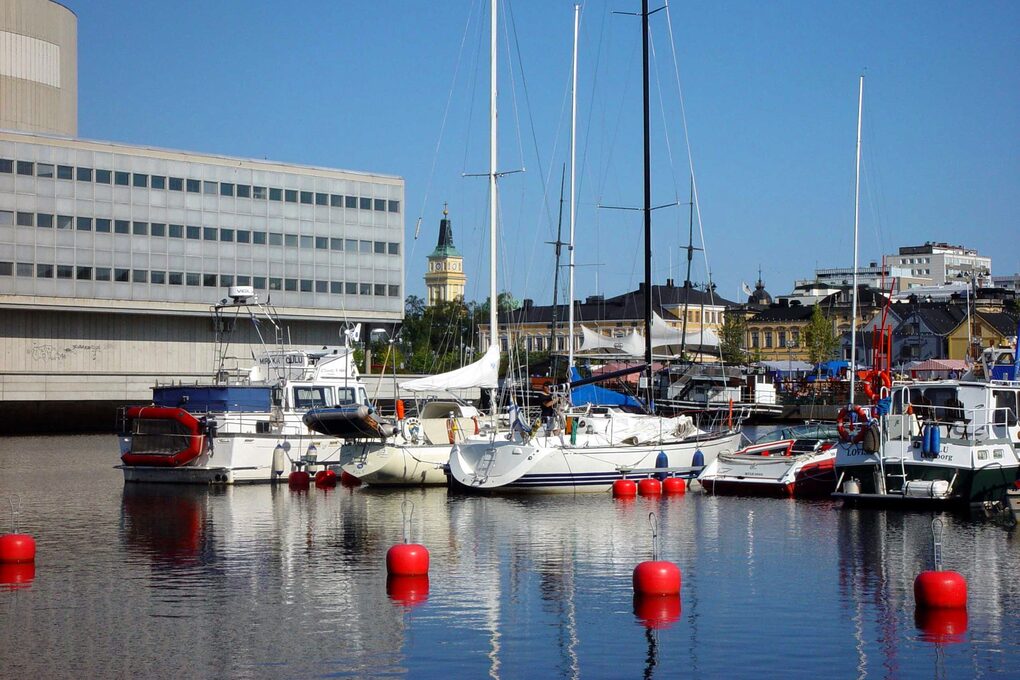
[424, 205, 467, 306]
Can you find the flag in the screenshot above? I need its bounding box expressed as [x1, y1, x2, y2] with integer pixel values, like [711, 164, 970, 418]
[741, 281, 754, 297]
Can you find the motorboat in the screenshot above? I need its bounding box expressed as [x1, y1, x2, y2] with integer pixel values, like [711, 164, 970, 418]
[117, 289, 370, 484]
[832, 379, 1020, 508]
[698, 423, 840, 498]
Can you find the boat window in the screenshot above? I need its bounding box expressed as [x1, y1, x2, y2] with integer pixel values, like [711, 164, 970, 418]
[293, 386, 330, 409]
[359, 388, 368, 405]
[923, 387, 962, 421]
[992, 390, 1018, 426]
[336, 387, 357, 406]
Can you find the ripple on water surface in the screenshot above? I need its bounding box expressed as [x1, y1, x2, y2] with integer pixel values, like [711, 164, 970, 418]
[1, 434, 1019, 678]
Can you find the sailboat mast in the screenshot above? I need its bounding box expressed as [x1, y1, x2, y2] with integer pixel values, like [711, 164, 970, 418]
[849, 74, 863, 406]
[489, 0, 499, 349]
[568, 3, 579, 371]
[641, 0, 653, 403]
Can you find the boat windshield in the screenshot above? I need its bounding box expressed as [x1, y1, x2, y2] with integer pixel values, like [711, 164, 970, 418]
[755, 423, 839, 444]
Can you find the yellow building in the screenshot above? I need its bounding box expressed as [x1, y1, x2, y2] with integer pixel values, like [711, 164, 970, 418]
[424, 207, 466, 306]
[946, 310, 1019, 360]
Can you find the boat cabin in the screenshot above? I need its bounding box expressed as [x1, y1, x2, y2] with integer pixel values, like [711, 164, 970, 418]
[886, 381, 1020, 443]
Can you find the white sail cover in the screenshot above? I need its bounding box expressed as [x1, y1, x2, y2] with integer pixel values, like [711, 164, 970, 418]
[650, 312, 720, 355]
[400, 343, 501, 392]
[575, 325, 645, 356]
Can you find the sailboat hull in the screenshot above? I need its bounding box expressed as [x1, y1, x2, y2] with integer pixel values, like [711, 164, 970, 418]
[450, 430, 740, 494]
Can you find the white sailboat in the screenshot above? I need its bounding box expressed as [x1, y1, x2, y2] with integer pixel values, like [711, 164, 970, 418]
[449, 0, 742, 494]
[305, 0, 506, 486]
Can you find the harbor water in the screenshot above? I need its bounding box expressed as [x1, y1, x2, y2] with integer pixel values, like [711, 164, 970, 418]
[1, 434, 1019, 678]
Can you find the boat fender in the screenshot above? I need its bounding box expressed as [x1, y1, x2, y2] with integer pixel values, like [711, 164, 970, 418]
[930, 425, 941, 455]
[446, 417, 458, 444]
[862, 422, 881, 454]
[472, 416, 479, 435]
[396, 399, 406, 421]
[692, 449, 705, 467]
[922, 423, 932, 456]
[655, 451, 669, 481]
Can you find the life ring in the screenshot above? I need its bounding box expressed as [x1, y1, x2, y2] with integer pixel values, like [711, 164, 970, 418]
[861, 371, 891, 402]
[401, 417, 422, 444]
[837, 404, 870, 444]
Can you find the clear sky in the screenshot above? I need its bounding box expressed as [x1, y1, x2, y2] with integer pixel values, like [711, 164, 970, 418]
[71, 0, 1019, 307]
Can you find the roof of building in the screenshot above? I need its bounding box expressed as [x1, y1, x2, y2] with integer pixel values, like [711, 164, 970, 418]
[748, 303, 815, 323]
[429, 209, 460, 258]
[748, 278, 772, 305]
[493, 280, 737, 326]
[977, 310, 1020, 337]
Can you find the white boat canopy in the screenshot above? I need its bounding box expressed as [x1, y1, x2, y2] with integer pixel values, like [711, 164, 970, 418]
[400, 343, 501, 392]
[575, 325, 645, 356]
[650, 312, 720, 355]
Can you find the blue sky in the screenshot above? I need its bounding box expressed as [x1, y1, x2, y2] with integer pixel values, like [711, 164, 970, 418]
[72, 1, 1019, 306]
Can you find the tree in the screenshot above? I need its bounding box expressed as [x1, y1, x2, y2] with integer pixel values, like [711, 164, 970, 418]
[719, 312, 748, 365]
[803, 305, 839, 370]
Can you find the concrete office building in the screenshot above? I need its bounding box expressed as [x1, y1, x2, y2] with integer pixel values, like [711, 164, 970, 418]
[885, 242, 992, 285]
[0, 1, 404, 431]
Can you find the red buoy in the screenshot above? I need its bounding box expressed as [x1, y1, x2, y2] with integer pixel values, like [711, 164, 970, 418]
[633, 594, 681, 629]
[914, 570, 967, 609]
[288, 470, 310, 489]
[638, 478, 662, 496]
[340, 471, 362, 487]
[314, 469, 338, 488]
[387, 574, 430, 607]
[0, 533, 36, 563]
[915, 607, 968, 644]
[0, 562, 35, 590]
[663, 477, 687, 495]
[633, 560, 681, 596]
[613, 479, 637, 498]
[386, 543, 430, 576]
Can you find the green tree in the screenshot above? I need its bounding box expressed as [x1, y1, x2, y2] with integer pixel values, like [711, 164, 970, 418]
[719, 312, 748, 365]
[803, 305, 839, 370]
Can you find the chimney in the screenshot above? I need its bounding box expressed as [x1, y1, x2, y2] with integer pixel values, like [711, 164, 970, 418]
[666, 278, 674, 288]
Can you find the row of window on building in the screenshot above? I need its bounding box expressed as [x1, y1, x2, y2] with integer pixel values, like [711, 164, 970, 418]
[0, 260, 400, 296]
[0, 210, 400, 255]
[0, 158, 400, 213]
[749, 329, 801, 350]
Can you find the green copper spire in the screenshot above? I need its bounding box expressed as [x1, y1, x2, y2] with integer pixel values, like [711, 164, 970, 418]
[429, 204, 461, 258]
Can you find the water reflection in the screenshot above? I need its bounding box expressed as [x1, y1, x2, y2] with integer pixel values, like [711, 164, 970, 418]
[2, 435, 1020, 678]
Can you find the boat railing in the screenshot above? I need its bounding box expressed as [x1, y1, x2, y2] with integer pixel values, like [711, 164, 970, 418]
[891, 401, 1014, 447]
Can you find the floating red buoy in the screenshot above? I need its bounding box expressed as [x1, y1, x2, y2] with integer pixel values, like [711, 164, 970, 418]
[914, 606, 968, 644]
[633, 594, 681, 629]
[314, 469, 338, 488]
[0, 533, 36, 563]
[914, 570, 967, 609]
[387, 543, 430, 576]
[288, 470, 310, 489]
[0, 562, 35, 590]
[387, 574, 430, 607]
[633, 560, 681, 596]
[613, 479, 637, 498]
[638, 478, 662, 496]
[663, 477, 686, 495]
[340, 471, 362, 487]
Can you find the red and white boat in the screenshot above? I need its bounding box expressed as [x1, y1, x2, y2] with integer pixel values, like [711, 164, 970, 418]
[698, 423, 840, 498]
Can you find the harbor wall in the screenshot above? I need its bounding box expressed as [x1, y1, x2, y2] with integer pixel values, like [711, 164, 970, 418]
[0, 307, 469, 434]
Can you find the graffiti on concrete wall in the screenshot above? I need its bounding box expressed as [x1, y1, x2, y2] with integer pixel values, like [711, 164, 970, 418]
[29, 344, 105, 362]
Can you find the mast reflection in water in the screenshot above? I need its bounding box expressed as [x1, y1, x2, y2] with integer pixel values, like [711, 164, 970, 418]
[1, 435, 1019, 678]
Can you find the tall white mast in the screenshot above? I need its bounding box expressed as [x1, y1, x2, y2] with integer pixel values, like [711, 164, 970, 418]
[849, 74, 863, 406]
[488, 0, 499, 349]
[567, 4, 579, 370]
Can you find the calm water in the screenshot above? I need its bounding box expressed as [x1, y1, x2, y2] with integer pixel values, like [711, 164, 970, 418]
[1, 434, 1018, 679]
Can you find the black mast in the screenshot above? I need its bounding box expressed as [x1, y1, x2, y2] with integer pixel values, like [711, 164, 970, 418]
[548, 165, 568, 378]
[641, 0, 653, 406]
